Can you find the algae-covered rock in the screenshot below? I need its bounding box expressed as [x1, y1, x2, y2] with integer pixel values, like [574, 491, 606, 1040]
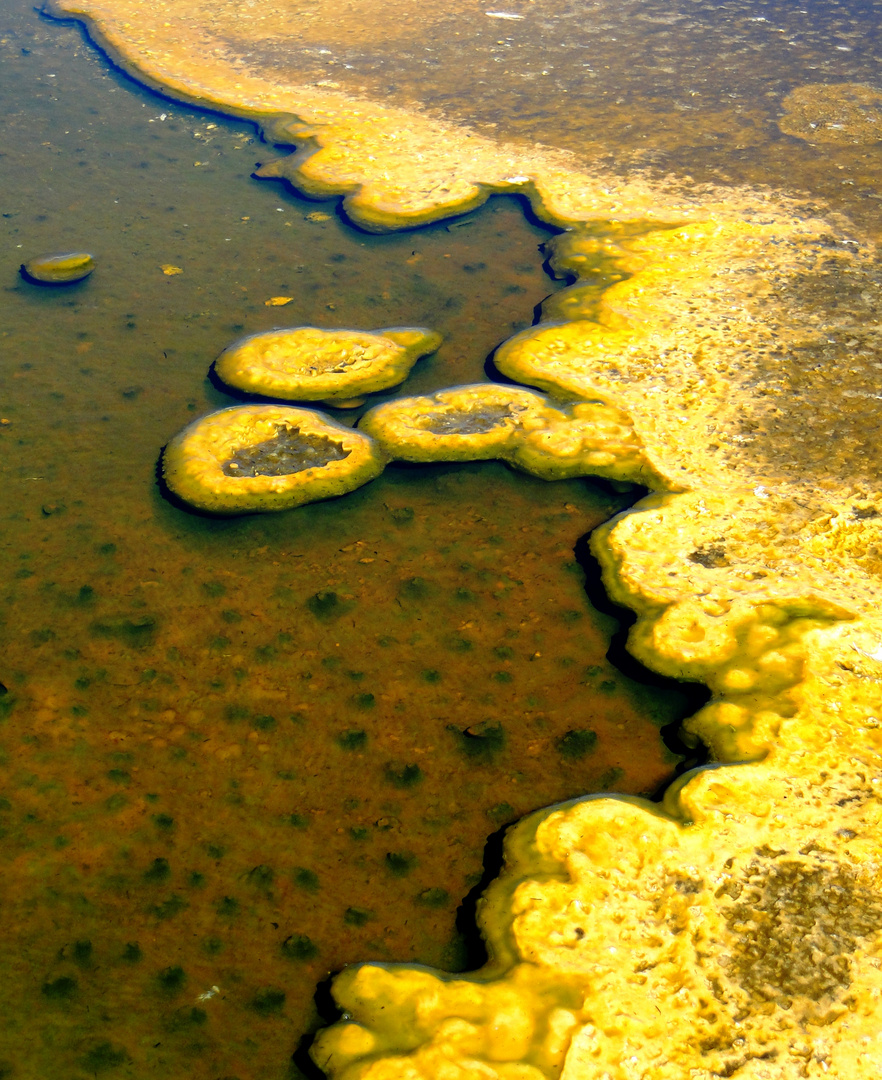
[162, 404, 386, 514]
[21, 252, 94, 284]
[359, 383, 658, 484]
[213, 326, 442, 407]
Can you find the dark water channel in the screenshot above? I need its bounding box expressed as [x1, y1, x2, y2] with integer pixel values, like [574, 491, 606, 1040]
[0, 3, 746, 1079]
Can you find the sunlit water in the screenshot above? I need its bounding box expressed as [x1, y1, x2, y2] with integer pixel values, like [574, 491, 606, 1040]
[1, 0, 881, 1077]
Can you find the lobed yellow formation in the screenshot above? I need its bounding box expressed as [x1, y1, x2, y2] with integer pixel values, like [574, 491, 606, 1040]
[214, 325, 442, 407]
[358, 384, 658, 485]
[310, 219, 882, 1077]
[41, 0, 882, 1075]
[161, 404, 386, 514]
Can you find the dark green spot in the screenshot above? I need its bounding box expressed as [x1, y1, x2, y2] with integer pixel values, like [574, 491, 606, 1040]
[385, 851, 417, 877]
[448, 721, 505, 760]
[247, 865, 274, 890]
[384, 763, 423, 788]
[150, 895, 187, 921]
[42, 976, 77, 1000]
[250, 989, 286, 1015]
[293, 867, 319, 892]
[144, 858, 170, 882]
[343, 907, 373, 926]
[337, 728, 367, 750]
[598, 766, 624, 790]
[556, 729, 598, 760]
[72, 940, 93, 966]
[399, 576, 431, 600]
[80, 1042, 130, 1072]
[157, 966, 186, 993]
[281, 934, 318, 961]
[307, 590, 339, 618]
[487, 802, 515, 824]
[415, 887, 449, 908]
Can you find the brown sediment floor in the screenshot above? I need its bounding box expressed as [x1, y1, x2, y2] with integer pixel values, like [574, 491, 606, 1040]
[0, 4, 693, 1079]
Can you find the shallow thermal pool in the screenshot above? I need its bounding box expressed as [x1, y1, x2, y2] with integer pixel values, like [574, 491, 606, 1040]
[2, 0, 882, 1077]
[0, 3, 699, 1077]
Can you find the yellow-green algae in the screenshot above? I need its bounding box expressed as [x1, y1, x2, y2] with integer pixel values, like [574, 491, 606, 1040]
[359, 384, 658, 486]
[162, 404, 386, 513]
[28, 0, 882, 1075]
[21, 250, 95, 283]
[214, 325, 442, 407]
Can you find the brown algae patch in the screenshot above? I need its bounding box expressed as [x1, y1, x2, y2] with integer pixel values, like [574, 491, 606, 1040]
[214, 325, 442, 406]
[162, 405, 385, 513]
[220, 423, 349, 477]
[779, 83, 882, 145]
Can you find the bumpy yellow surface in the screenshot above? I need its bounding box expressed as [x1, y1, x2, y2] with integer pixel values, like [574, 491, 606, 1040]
[162, 404, 386, 514]
[42, 0, 882, 1075]
[359, 384, 657, 485]
[214, 326, 442, 406]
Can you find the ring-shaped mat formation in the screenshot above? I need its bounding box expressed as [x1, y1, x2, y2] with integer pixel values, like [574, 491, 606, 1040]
[358, 383, 657, 485]
[162, 404, 386, 514]
[213, 325, 443, 407]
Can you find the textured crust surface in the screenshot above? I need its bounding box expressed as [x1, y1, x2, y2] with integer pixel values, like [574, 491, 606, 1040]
[213, 326, 442, 403]
[162, 404, 386, 514]
[359, 384, 657, 485]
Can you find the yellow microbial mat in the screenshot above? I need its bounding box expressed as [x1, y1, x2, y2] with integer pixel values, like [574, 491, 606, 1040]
[214, 326, 442, 407]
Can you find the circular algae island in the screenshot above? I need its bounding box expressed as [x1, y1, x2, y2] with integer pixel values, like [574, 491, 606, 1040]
[162, 404, 385, 514]
[214, 325, 442, 407]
